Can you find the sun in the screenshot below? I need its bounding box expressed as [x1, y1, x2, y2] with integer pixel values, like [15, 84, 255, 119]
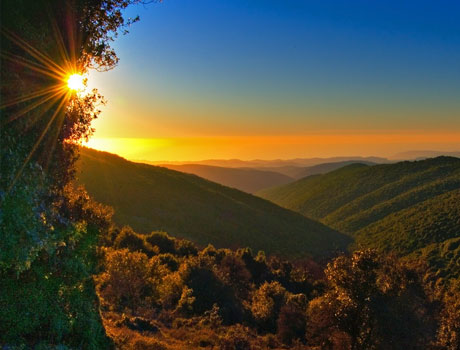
[67, 73, 85, 91]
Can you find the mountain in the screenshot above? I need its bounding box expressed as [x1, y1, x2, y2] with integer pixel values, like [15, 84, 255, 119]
[391, 150, 460, 160]
[76, 148, 351, 258]
[407, 236, 460, 282]
[158, 161, 377, 189]
[292, 160, 377, 179]
[258, 157, 460, 271]
[157, 164, 294, 193]
[354, 188, 460, 256]
[248, 165, 306, 178]
[145, 156, 388, 168]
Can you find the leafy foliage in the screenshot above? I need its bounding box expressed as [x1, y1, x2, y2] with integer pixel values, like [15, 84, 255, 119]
[96, 229, 455, 350]
[437, 282, 460, 349]
[0, 0, 153, 347]
[0, 187, 115, 348]
[307, 250, 437, 350]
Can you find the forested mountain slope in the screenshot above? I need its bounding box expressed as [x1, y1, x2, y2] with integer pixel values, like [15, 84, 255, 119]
[252, 160, 377, 179]
[77, 148, 350, 257]
[258, 157, 460, 261]
[158, 163, 294, 193]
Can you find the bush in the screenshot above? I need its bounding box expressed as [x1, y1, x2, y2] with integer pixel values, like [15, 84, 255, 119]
[145, 232, 176, 254]
[175, 239, 198, 257]
[98, 248, 153, 311]
[157, 253, 180, 271]
[218, 325, 252, 350]
[114, 227, 158, 257]
[251, 281, 287, 332]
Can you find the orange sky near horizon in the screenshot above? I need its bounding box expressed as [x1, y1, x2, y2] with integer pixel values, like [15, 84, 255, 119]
[83, 132, 460, 162]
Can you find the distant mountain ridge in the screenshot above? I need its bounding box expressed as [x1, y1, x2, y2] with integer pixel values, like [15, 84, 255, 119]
[391, 150, 460, 160]
[77, 147, 351, 258]
[156, 161, 378, 192]
[141, 156, 389, 168]
[157, 163, 294, 193]
[292, 160, 377, 179]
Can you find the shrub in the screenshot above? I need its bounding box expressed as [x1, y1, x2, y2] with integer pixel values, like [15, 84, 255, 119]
[98, 248, 152, 311]
[114, 226, 158, 257]
[145, 231, 176, 254]
[157, 253, 180, 271]
[218, 325, 252, 350]
[251, 281, 287, 332]
[175, 239, 198, 257]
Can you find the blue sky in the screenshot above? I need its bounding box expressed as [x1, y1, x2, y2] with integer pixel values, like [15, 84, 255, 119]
[87, 0, 460, 160]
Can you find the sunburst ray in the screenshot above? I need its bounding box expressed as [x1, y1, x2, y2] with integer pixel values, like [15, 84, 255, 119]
[1, 29, 67, 76]
[0, 83, 67, 110]
[7, 93, 71, 194]
[1, 52, 66, 81]
[3, 87, 68, 125]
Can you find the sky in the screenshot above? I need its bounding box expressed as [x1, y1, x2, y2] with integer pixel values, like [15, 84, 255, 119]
[86, 0, 460, 161]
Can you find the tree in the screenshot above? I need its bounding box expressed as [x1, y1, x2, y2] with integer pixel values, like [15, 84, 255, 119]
[437, 282, 460, 350]
[277, 294, 307, 344]
[307, 250, 437, 350]
[251, 281, 287, 332]
[97, 248, 154, 312]
[0, 0, 155, 346]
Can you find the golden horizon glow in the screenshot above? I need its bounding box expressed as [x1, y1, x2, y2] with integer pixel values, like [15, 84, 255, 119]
[67, 73, 85, 91]
[83, 132, 460, 162]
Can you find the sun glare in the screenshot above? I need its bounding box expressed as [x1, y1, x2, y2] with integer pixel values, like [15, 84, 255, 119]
[67, 73, 84, 91]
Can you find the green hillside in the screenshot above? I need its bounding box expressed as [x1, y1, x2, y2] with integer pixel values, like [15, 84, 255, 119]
[259, 157, 460, 225]
[253, 160, 377, 179]
[407, 237, 460, 282]
[76, 148, 350, 258]
[158, 163, 294, 193]
[258, 157, 460, 275]
[354, 189, 460, 255]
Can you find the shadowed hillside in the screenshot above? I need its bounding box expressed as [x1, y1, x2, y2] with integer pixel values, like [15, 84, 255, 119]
[77, 148, 351, 258]
[250, 160, 376, 179]
[158, 163, 294, 193]
[292, 160, 377, 179]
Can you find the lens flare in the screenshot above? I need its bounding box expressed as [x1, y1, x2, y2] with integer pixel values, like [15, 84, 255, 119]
[67, 73, 84, 91]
